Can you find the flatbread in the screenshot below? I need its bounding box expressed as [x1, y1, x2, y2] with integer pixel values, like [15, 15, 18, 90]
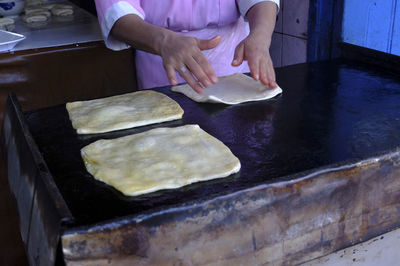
[23, 13, 48, 23]
[0, 17, 15, 26]
[81, 125, 241, 196]
[51, 6, 73, 16]
[172, 73, 282, 104]
[66, 90, 184, 134]
[0, 17, 15, 31]
[25, 7, 48, 15]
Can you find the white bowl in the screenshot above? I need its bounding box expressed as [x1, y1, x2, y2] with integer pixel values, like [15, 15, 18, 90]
[0, 0, 25, 17]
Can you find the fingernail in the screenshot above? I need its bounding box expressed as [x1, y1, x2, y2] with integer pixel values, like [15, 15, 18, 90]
[211, 76, 218, 83]
[254, 74, 259, 80]
[232, 59, 238, 65]
[204, 80, 212, 87]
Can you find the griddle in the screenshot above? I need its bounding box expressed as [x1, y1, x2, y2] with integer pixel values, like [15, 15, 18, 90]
[25, 59, 400, 225]
[5, 58, 400, 265]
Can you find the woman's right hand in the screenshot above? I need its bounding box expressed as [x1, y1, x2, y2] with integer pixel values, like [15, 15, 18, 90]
[111, 14, 220, 93]
[158, 33, 221, 93]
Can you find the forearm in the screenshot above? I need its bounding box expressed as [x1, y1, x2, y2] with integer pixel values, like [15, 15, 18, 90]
[110, 14, 175, 55]
[246, 1, 277, 47]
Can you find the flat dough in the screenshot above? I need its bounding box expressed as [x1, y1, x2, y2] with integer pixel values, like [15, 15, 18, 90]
[0, 17, 15, 31]
[81, 125, 241, 196]
[0, 17, 15, 26]
[172, 73, 282, 104]
[23, 13, 49, 23]
[66, 90, 184, 134]
[51, 6, 73, 16]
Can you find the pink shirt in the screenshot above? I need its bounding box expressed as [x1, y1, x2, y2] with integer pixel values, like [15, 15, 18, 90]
[95, 0, 279, 89]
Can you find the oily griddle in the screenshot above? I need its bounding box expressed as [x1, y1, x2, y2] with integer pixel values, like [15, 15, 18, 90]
[25, 59, 400, 225]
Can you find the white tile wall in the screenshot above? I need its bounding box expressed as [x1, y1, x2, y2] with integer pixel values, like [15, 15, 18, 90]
[269, 0, 309, 68]
[275, 1, 283, 33]
[270, 32, 283, 67]
[282, 34, 307, 66]
[283, 0, 309, 38]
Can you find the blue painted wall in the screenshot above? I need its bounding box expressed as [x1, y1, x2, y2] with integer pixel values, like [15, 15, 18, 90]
[342, 0, 400, 56]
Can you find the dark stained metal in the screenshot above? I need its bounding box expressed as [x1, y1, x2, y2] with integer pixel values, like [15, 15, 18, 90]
[62, 152, 400, 265]
[25, 59, 400, 225]
[2, 94, 73, 266]
[4, 59, 400, 264]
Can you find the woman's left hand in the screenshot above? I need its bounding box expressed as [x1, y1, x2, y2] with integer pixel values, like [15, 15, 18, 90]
[232, 33, 277, 88]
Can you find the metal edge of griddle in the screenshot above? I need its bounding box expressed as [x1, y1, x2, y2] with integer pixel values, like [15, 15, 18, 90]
[7, 92, 73, 220]
[61, 145, 399, 231]
[60, 147, 400, 265]
[340, 42, 400, 74]
[6, 93, 74, 265]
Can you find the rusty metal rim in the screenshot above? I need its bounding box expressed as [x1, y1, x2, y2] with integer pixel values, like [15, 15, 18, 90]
[9, 92, 74, 222]
[61, 147, 400, 235]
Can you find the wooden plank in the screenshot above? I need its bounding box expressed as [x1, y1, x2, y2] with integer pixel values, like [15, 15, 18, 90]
[342, 0, 397, 53]
[391, 1, 400, 55]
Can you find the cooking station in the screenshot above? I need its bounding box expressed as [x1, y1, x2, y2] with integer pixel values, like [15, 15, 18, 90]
[3, 57, 400, 265]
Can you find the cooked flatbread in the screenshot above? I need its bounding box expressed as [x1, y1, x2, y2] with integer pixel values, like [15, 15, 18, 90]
[25, 7, 48, 15]
[0, 17, 15, 31]
[172, 73, 282, 104]
[23, 13, 48, 23]
[66, 90, 184, 134]
[81, 125, 241, 196]
[51, 6, 73, 16]
[0, 17, 15, 26]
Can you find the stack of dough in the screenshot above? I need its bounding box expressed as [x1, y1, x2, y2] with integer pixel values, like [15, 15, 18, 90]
[23, 7, 51, 23]
[23, 3, 73, 23]
[0, 17, 15, 31]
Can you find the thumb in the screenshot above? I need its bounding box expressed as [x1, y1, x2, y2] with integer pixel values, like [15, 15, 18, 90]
[198, 35, 221, 51]
[232, 42, 244, 66]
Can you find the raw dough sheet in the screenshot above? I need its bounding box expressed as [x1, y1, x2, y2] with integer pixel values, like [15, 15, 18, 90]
[81, 125, 241, 196]
[172, 73, 282, 104]
[66, 90, 184, 134]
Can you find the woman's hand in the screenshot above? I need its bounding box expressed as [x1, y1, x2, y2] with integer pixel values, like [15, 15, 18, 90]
[111, 14, 220, 93]
[232, 33, 277, 88]
[159, 34, 221, 93]
[231, 1, 278, 88]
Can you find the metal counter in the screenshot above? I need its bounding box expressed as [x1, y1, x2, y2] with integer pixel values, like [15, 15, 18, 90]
[3, 59, 400, 265]
[6, 1, 102, 52]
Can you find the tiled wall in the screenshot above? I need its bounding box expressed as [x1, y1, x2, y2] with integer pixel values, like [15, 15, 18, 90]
[270, 0, 309, 68]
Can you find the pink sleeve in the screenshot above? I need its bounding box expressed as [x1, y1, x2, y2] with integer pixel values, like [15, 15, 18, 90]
[236, 0, 280, 17]
[94, 0, 145, 50]
[94, 0, 144, 22]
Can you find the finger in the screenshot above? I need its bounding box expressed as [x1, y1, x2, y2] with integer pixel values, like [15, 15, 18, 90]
[186, 57, 213, 87]
[178, 65, 203, 93]
[260, 59, 269, 85]
[267, 60, 278, 88]
[232, 43, 244, 66]
[193, 52, 218, 83]
[165, 64, 178, 85]
[248, 58, 260, 81]
[197, 35, 221, 50]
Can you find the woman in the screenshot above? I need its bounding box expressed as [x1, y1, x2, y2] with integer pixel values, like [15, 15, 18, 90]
[94, 0, 279, 92]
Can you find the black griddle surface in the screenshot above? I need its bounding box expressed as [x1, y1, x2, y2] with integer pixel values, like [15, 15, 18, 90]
[26, 59, 400, 225]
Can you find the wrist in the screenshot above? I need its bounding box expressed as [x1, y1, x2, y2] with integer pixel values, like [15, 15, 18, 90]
[249, 30, 272, 48]
[152, 28, 175, 55]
